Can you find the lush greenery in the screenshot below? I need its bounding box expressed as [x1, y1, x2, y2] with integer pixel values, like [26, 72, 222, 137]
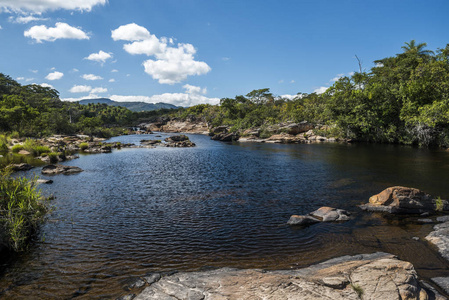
[165, 41, 449, 147]
[0, 168, 49, 252]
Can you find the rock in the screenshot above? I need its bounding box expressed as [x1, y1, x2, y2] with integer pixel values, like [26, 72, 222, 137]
[41, 164, 83, 175]
[11, 163, 34, 172]
[210, 126, 229, 134]
[143, 273, 161, 285]
[287, 215, 320, 225]
[416, 218, 435, 224]
[431, 277, 449, 296]
[285, 121, 314, 135]
[211, 132, 239, 142]
[37, 179, 53, 184]
[426, 221, 449, 261]
[360, 186, 449, 214]
[164, 135, 189, 142]
[437, 215, 449, 223]
[310, 206, 351, 222]
[140, 139, 161, 145]
[134, 252, 437, 300]
[266, 133, 297, 144]
[18, 150, 31, 155]
[116, 294, 136, 300]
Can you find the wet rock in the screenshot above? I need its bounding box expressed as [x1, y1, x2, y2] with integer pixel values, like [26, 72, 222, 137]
[164, 135, 189, 142]
[416, 218, 435, 224]
[437, 215, 449, 223]
[360, 186, 449, 214]
[164, 135, 195, 147]
[310, 206, 351, 222]
[116, 294, 136, 300]
[140, 139, 161, 145]
[11, 163, 34, 172]
[431, 277, 449, 296]
[426, 221, 449, 261]
[37, 179, 53, 184]
[134, 252, 437, 300]
[143, 273, 161, 285]
[41, 164, 83, 175]
[287, 215, 320, 225]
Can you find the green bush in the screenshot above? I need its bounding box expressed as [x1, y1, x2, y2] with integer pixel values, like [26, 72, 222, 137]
[79, 142, 89, 150]
[0, 168, 49, 252]
[47, 152, 59, 164]
[11, 144, 24, 153]
[0, 135, 10, 153]
[23, 139, 51, 156]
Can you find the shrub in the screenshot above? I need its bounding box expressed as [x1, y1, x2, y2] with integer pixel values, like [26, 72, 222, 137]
[47, 152, 59, 164]
[23, 139, 51, 156]
[79, 142, 89, 151]
[0, 135, 10, 153]
[0, 168, 49, 252]
[436, 196, 445, 212]
[11, 144, 24, 153]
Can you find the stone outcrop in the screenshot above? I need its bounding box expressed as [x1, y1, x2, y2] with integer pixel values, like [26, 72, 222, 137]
[426, 221, 449, 261]
[36, 179, 53, 184]
[129, 252, 441, 300]
[288, 207, 351, 226]
[210, 132, 239, 142]
[360, 186, 449, 214]
[11, 163, 34, 172]
[41, 164, 83, 175]
[148, 119, 209, 134]
[164, 135, 195, 147]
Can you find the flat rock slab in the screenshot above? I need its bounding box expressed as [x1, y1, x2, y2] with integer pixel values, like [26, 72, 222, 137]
[426, 221, 449, 261]
[41, 164, 83, 175]
[134, 252, 438, 300]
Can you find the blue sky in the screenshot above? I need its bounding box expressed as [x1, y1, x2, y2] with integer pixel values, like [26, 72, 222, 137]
[0, 0, 448, 106]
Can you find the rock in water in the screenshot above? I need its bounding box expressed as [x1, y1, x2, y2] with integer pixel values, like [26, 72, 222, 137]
[310, 206, 351, 222]
[360, 186, 449, 214]
[134, 252, 438, 300]
[287, 215, 320, 225]
[41, 164, 83, 175]
[11, 163, 34, 172]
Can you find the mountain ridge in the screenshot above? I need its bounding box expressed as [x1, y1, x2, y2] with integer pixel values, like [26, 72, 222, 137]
[78, 98, 178, 112]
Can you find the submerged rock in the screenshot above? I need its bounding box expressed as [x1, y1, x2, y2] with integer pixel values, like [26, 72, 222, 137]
[41, 164, 83, 175]
[360, 186, 449, 214]
[134, 252, 438, 300]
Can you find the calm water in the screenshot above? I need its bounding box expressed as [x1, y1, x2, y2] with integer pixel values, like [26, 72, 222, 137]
[1, 133, 449, 299]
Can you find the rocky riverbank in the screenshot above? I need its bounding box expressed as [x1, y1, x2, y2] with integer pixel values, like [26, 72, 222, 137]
[121, 252, 444, 300]
[140, 118, 348, 144]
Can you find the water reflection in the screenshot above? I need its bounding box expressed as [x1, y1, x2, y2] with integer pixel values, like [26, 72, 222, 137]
[1, 134, 449, 298]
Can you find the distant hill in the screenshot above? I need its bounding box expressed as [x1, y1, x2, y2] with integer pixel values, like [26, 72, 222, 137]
[78, 98, 178, 112]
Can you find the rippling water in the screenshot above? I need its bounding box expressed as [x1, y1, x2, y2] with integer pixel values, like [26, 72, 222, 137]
[1, 133, 449, 299]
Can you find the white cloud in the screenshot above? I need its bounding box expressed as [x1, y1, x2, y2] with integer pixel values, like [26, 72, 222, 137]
[109, 78, 115, 82]
[25, 78, 34, 82]
[30, 69, 38, 73]
[112, 23, 211, 84]
[290, 80, 295, 84]
[109, 84, 218, 107]
[82, 73, 103, 80]
[330, 73, 344, 82]
[313, 86, 328, 94]
[24, 22, 89, 43]
[39, 82, 54, 89]
[71, 68, 79, 73]
[222, 57, 230, 61]
[280, 94, 299, 100]
[0, 0, 106, 14]
[17, 77, 25, 80]
[85, 50, 113, 64]
[45, 71, 64, 80]
[0, 25, 2, 30]
[10, 16, 48, 24]
[70, 85, 92, 93]
[348, 71, 355, 76]
[91, 87, 107, 93]
[111, 23, 151, 41]
[111, 69, 118, 73]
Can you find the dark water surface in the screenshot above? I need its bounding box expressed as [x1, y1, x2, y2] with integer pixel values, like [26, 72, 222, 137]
[2, 133, 449, 299]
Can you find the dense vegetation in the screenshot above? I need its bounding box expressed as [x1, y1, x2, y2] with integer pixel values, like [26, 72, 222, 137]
[167, 41, 449, 147]
[0, 168, 48, 252]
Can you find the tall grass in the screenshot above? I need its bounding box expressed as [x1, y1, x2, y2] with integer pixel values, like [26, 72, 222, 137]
[23, 139, 51, 156]
[0, 167, 49, 252]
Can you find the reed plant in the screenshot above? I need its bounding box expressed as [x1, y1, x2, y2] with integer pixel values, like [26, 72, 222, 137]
[0, 167, 49, 251]
[11, 144, 24, 153]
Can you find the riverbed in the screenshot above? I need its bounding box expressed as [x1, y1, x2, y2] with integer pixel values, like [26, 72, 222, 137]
[1, 133, 449, 299]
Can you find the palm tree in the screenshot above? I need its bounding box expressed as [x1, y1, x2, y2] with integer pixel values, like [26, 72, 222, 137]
[401, 40, 434, 57]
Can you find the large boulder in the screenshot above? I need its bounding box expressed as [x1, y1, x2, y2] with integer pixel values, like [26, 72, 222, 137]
[11, 163, 34, 172]
[285, 121, 314, 135]
[132, 252, 439, 300]
[41, 164, 83, 175]
[360, 186, 449, 214]
[164, 135, 189, 142]
[211, 132, 239, 142]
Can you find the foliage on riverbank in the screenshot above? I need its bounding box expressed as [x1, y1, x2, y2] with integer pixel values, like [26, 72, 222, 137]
[0, 168, 49, 252]
[163, 41, 449, 147]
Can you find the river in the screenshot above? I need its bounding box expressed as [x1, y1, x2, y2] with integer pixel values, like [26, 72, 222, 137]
[1, 133, 449, 299]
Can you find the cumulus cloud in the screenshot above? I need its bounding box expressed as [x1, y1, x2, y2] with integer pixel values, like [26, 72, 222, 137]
[70, 85, 91, 93]
[91, 87, 107, 93]
[30, 69, 38, 73]
[24, 22, 89, 43]
[82, 73, 103, 80]
[109, 78, 115, 82]
[109, 84, 218, 107]
[45, 71, 63, 80]
[112, 23, 211, 84]
[85, 50, 113, 64]
[330, 73, 344, 82]
[9, 15, 48, 24]
[280, 94, 299, 100]
[313, 86, 328, 94]
[17, 77, 25, 80]
[111, 69, 118, 73]
[39, 82, 54, 89]
[0, 0, 106, 14]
